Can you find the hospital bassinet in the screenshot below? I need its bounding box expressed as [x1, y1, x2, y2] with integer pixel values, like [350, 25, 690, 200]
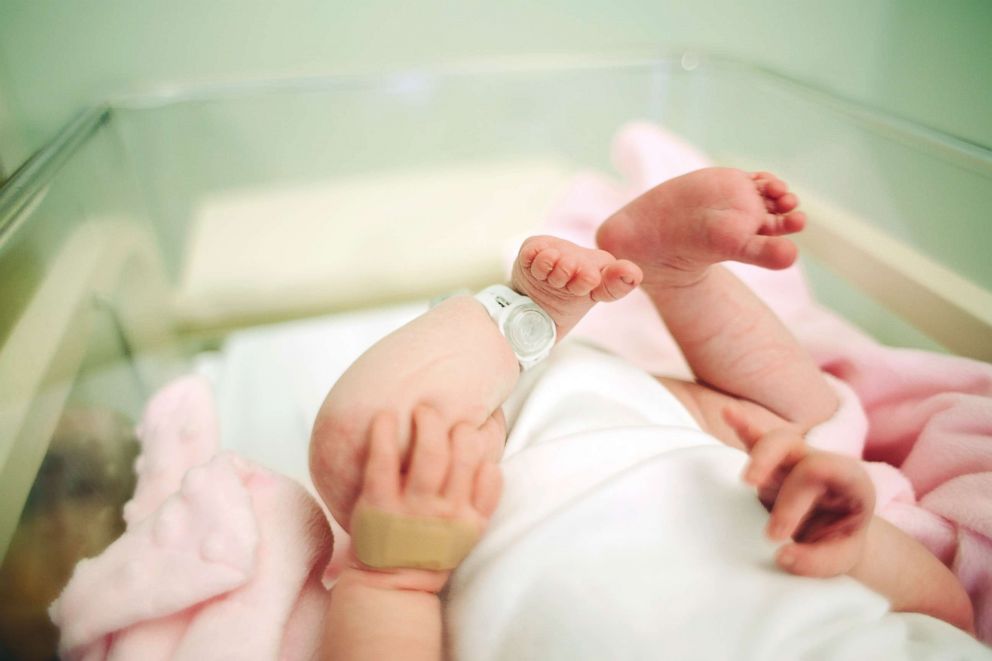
[1, 52, 990, 658]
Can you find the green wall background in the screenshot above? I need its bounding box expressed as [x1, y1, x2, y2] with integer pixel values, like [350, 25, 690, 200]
[0, 0, 989, 176]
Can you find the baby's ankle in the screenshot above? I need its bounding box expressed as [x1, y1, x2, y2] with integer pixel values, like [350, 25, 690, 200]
[638, 262, 712, 293]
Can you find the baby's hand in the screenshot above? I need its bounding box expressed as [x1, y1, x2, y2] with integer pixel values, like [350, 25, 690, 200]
[346, 405, 502, 594]
[726, 410, 875, 577]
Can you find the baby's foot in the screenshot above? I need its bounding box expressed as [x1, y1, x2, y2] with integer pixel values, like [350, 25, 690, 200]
[510, 235, 642, 337]
[596, 167, 806, 289]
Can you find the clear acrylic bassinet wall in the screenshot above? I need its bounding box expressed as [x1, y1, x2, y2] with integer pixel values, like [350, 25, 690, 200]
[0, 53, 990, 658]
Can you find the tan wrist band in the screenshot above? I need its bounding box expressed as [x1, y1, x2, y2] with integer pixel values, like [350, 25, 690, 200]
[352, 505, 480, 571]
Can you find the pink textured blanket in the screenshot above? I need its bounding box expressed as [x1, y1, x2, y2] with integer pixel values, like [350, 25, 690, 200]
[553, 121, 992, 642]
[49, 376, 334, 661]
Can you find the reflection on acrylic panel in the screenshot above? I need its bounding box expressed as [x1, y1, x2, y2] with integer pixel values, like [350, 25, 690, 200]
[0, 408, 137, 660]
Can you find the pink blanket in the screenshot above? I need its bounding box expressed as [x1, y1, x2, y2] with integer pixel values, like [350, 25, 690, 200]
[552, 121, 992, 642]
[49, 376, 334, 660]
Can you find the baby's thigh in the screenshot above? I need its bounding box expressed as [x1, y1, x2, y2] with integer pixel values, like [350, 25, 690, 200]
[310, 407, 372, 532]
[310, 401, 507, 532]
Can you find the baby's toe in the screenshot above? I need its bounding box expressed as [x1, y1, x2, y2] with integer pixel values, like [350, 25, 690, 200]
[754, 172, 789, 200]
[782, 211, 805, 233]
[591, 260, 641, 302]
[547, 255, 578, 289]
[741, 235, 798, 270]
[565, 263, 601, 296]
[530, 248, 560, 282]
[766, 180, 789, 198]
[774, 193, 799, 213]
[760, 213, 786, 235]
[518, 244, 541, 270]
[760, 209, 806, 237]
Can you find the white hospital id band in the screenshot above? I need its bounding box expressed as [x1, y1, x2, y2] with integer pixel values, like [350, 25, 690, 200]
[474, 285, 557, 371]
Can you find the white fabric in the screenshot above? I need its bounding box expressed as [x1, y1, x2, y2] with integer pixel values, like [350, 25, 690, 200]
[195, 302, 427, 491]
[446, 342, 991, 660]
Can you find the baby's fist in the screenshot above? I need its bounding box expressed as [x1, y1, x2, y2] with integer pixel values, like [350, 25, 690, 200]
[727, 410, 875, 578]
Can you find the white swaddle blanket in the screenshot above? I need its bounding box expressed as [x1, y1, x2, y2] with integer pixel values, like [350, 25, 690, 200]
[445, 341, 989, 660]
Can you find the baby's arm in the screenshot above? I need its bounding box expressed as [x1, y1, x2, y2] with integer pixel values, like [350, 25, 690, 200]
[324, 407, 502, 660]
[851, 518, 974, 634]
[735, 418, 975, 634]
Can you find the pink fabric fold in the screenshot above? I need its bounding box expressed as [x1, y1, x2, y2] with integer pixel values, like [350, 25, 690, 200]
[50, 375, 333, 660]
[549, 120, 992, 642]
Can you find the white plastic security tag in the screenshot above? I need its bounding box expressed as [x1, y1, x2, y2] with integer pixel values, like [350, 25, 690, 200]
[474, 285, 556, 371]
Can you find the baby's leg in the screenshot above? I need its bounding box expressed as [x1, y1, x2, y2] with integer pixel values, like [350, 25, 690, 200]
[310, 236, 640, 529]
[597, 168, 836, 428]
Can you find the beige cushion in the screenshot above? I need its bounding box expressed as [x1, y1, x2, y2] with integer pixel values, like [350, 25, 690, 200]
[176, 159, 574, 330]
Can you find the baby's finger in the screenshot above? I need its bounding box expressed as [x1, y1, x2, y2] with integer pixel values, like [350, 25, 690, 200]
[477, 410, 507, 462]
[776, 536, 861, 578]
[820, 455, 876, 516]
[743, 428, 806, 487]
[766, 460, 825, 541]
[443, 423, 483, 504]
[472, 462, 503, 518]
[721, 405, 764, 449]
[405, 405, 450, 497]
[363, 411, 401, 505]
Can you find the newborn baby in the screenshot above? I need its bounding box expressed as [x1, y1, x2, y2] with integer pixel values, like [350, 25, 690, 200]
[310, 168, 975, 659]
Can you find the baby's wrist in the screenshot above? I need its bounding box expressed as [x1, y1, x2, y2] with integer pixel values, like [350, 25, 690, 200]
[340, 560, 451, 595]
[844, 516, 877, 577]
